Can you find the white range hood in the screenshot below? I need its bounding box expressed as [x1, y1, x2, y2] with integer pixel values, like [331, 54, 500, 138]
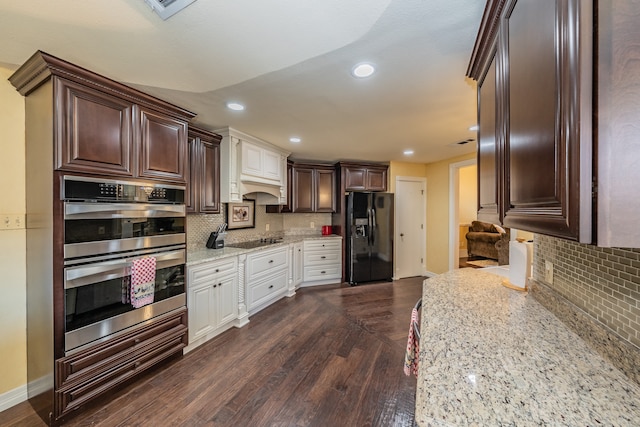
[216, 127, 290, 205]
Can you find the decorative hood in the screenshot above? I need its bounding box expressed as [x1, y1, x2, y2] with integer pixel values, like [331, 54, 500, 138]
[216, 127, 290, 205]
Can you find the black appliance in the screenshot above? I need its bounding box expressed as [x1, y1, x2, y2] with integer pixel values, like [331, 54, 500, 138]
[62, 176, 186, 353]
[346, 192, 394, 284]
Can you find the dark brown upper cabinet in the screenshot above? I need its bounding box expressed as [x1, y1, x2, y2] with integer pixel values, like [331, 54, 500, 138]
[10, 51, 195, 185]
[468, 0, 592, 242]
[138, 107, 189, 183]
[291, 163, 336, 213]
[341, 162, 388, 192]
[468, 0, 640, 247]
[55, 79, 134, 176]
[187, 127, 222, 214]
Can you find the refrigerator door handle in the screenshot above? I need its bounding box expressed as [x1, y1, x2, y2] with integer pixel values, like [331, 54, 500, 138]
[370, 207, 376, 246]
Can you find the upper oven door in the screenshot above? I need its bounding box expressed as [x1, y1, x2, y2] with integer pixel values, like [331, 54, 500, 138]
[64, 203, 186, 259]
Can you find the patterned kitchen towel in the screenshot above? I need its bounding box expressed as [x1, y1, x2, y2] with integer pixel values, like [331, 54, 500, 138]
[130, 257, 156, 308]
[403, 307, 420, 377]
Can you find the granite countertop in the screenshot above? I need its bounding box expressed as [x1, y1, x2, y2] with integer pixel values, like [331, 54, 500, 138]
[186, 234, 342, 266]
[416, 268, 640, 426]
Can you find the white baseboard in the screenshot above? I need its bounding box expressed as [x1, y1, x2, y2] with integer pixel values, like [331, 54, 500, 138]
[0, 384, 27, 412]
[424, 270, 438, 278]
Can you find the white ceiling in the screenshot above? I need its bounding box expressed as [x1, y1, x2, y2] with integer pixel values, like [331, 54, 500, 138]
[0, 0, 483, 164]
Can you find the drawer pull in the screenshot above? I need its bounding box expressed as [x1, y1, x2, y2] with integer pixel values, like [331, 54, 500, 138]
[269, 260, 274, 263]
[321, 271, 326, 274]
[269, 285, 274, 289]
[321, 256, 326, 259]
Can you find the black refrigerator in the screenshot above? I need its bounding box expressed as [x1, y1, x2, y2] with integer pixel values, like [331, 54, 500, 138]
[346, 192, 394, 284]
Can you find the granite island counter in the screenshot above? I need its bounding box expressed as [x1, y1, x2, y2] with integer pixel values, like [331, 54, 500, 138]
[416, 268, 640, 426]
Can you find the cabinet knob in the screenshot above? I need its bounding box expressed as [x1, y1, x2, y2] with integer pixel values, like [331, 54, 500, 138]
[213, 284, 217, 288]
[215, 268, 220, 273]
[269, 285, 274, 289]
[134, 338, 140, 344]
[218, 283, 222, 287]
[322, 244, 325, 247]
[134, 361, 141, 368]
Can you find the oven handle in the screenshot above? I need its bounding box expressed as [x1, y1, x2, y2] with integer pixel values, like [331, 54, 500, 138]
[64, 202, 185, 220]
[64, 250, 185, 290]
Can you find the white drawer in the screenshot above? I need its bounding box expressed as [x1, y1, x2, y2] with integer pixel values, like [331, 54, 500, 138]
[247, 269, 288, 310]
[246, 246, 288, 281]
[303, 250, 341, 265]
[188, 257, 237, 285]
[303, 265, 341, 282]
[303, 239, 341, 252]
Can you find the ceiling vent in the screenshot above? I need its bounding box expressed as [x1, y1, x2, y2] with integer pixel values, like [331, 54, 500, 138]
[144, 0, 198, 20]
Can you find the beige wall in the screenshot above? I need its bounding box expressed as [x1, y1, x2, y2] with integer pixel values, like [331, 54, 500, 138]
[0, 66, 27, 396]
[424, 152, 476, 274]
[388, 161, 427, 193]
[458, 164, 477, 225]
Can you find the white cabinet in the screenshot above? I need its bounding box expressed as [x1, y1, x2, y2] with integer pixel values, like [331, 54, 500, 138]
[302, 238, 342, 286]
[245, 245, 289, 314]
[216, 127, 290, 205]
[292, 242, 303, 289]
[186, 257, 238, 352]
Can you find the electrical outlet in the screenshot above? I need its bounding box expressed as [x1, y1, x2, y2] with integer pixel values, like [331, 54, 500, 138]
[545, 260, 554, 284]
[265, 223, 270, 231]
[310, 221, 315, 228]
[1, 214, 25, 230]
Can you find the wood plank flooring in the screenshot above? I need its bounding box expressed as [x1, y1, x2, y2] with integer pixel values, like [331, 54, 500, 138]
[0, 277, 425, 427]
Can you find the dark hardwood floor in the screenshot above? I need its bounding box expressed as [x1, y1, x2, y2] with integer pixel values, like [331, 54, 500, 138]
[0, 277, 425, 427]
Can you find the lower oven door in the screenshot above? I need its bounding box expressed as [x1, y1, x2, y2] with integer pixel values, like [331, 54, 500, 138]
[64, 247, 186, 353]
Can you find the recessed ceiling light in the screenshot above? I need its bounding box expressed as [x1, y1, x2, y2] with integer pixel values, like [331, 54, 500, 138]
[403, 150, 414, 156]
[468, 125, 479, 131]
[289, 137, 301, 143]
[352, 63, 376, 78]
[226, 102, 245, 111]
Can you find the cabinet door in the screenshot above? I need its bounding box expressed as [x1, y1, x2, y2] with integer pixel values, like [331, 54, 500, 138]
[502, 0, 590, 241]
[477, 52, 501, 224]
[189, 284, 216, 342]
[292, 166, 314, 212]
[56, 79, 134, 176]
[138, 107, 188, 183]
[366, 168, 387, 192]
[200, 139, 221, 213]
[241, 141, 263, 177]
[215, 274, 237, 326]
[316, 168, 336, 212]
[344, 167, 366, 191]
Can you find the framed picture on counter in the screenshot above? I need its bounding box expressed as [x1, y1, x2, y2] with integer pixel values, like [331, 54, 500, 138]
[227, 199, 255, 229]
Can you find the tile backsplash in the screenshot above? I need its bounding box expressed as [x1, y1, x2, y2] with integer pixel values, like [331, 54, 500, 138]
[533, 234, 640, 349]
[187, 204, 331, 249]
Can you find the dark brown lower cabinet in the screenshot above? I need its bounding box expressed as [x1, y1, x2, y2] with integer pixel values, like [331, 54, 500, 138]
[55, 309, 187, 420]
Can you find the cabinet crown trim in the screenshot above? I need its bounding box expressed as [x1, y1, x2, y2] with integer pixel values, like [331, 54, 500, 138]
[9, 50, 196, 121]
[466, 0, 508, 80]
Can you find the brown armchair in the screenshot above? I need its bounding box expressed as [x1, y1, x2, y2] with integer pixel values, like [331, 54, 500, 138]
[465, 221, 510, 265]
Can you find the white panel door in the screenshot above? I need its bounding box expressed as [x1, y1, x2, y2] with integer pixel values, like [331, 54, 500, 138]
[395, 177, 426, 278]
[262, 149, 282, 181]
[241, 141, 263, 177]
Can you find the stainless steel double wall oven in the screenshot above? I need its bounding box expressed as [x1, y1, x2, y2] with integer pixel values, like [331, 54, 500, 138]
[62, 176, 186, 353]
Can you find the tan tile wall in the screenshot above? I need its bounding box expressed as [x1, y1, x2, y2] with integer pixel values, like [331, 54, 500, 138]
[533, 234, 640, 348]
[187, 204, 331, 249]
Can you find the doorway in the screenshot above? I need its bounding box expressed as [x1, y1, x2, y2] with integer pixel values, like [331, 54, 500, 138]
[394, 176, 426, 279]
[448, 159, 477, 271]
